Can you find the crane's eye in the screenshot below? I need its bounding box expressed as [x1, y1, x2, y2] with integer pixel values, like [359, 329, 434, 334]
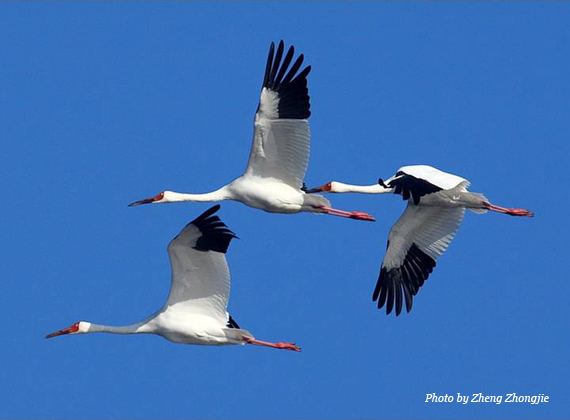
[154, 192, 165, 201]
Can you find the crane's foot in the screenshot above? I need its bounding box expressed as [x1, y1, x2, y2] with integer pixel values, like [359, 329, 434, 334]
[349, 211, 376, 222]
[484, 203, 534, 217]
[274, 342, 302, 352]
[319, 206, 376, 222]
[506, 208, 534, 217]
[244, 337, 301, 352]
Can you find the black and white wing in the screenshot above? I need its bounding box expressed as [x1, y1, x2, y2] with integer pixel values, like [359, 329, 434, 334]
[245, 40, 311, 189]
[385, 171, 443, 205]
[384, 166, 468, 204]
[372, 204, 465, 315]
[165, 205, 237, 324]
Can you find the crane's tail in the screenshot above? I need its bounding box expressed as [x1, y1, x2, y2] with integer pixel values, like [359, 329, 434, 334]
[223, 328, 255, 345]
[469, 192, 489, 214]
[302, 193, 331, 210]
[445, 186, 489, 214]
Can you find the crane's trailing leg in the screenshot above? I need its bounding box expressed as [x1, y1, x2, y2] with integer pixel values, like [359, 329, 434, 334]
[318, 206, 376, 222]
[483, 202, 534, 217]
[243, 337, 301, 352]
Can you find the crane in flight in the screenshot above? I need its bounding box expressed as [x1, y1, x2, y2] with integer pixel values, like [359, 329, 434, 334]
[306, 165, 533, 315]
[129, 41, 374, 222]
[46, 205, 300, 351]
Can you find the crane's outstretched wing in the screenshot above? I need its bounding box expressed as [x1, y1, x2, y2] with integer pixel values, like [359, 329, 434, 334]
[245, 40, 311, 189]
[165, 205, 237, 323]
[372, 204, 465, 315]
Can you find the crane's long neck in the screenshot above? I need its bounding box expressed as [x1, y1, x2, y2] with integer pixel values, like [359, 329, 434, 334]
[84, 319, 155, 335]
[164, 186, 231, 203]
[332, 182, 393, 194]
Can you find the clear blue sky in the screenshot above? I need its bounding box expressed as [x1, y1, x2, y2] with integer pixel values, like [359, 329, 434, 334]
[1, 3, 568, 419]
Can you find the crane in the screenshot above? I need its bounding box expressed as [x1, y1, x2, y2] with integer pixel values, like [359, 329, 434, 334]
[46, 205, 300, 351]
[128, 41, 374, 222]
[305, 165, 533, 315]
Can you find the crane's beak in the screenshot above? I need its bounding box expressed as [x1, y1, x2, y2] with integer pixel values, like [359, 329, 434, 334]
[303, 184, 327, 194]
[128, 192, 165, 207]
[304, 182, 333, 193]
[45, 326, 75, 339]
[304, 187, 323, 194]
[128, 197, 155, 207]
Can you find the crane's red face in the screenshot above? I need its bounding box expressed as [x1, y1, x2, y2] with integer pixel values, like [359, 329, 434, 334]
[128, 191, 165, 207]
[304, 182, 332, 194]
[45, 321, 81, 339]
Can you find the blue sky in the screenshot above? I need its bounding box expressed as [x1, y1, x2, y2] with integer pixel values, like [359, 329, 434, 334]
[1, 2, 568, 419]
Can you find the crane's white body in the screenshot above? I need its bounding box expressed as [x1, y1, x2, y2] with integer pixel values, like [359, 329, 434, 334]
[160, 178, 322, 214]
[307, 164, 532, 315]
[228, 179, 309, 214]
[138, 312, 247, 346]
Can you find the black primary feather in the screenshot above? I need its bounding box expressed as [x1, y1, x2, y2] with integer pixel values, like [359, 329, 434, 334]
[189, 205, 237, 254]
[260, 40, 311, 119]
[226, 315, 240, 329]
[372, 243, 436, 316]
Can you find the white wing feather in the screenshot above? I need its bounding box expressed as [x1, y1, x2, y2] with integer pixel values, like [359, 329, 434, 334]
[244, 41, 312, 190]
[165, 223, 230, 324]
[245, 90, 310, 189]
[383, 204, 465, 270]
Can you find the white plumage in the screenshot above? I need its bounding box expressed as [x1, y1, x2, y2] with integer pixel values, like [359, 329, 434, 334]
[247, 118, 310, 190]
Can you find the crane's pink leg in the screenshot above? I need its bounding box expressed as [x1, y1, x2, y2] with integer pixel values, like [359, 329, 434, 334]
[318, 206, 376, 222]
[243, 337, 301, 352]
[483, 202, 534, 217]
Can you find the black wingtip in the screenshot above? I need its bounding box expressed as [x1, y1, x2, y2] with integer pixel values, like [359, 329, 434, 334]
[294, 64, 311, 81]
[262, 42, 276, 88]
[190, 205, 237, 254]
[191, 205, 221, 225]
[373, 243, 436, 316]
[260, 41, 311, 119]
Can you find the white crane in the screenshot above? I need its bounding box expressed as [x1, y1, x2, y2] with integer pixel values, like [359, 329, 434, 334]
[46, 205, 300, 351]
[128, 41, 374, 222]
[305, 165, 533, 316]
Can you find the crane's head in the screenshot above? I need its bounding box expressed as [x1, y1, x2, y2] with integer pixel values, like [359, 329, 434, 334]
[45, 321, 90, 339]
[128, 191, 167, 207]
